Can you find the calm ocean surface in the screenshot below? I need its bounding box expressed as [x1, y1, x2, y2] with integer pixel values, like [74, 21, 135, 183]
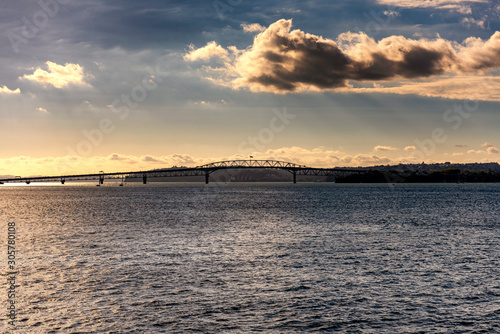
[1, 183, 500, 333]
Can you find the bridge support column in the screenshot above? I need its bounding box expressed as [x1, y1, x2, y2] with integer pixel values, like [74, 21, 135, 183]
[293, 171, 296, 184]
[142, 173, 147, 184]
[205, 172, 210, 184]
[61, 178, 65, 184]
[99, 175, 104, 184]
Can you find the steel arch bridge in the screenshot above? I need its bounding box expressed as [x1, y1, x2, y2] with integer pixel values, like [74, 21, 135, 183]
[0, 159, 364, 185]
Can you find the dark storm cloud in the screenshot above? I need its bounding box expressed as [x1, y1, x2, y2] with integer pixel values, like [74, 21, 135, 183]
[185, 19, 500, 93]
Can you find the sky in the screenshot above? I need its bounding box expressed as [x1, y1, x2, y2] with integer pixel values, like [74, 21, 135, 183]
[1, 0, 500, 176]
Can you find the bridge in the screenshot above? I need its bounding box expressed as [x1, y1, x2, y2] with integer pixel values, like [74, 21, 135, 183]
[0, 159, 364, 185]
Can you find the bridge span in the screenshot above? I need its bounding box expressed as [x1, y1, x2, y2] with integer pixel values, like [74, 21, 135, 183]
[0, 160, 364, 185]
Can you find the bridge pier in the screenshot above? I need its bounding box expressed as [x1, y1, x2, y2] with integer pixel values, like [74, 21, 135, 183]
[26, 180, 30, 185]
[205, 171, 209, 184]
[99, 175, 104, 185]
[61, 178, 65, 184]
[142, 173, 147, 184]
[293, 170, 296, 184]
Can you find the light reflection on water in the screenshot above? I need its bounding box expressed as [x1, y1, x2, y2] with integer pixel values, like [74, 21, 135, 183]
[0, 183, 500, 333]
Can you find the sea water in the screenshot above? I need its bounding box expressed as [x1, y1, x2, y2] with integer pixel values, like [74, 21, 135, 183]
[0, 183, 499, 333]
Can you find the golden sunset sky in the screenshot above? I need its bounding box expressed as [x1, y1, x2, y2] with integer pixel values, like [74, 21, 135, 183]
[1, 0, 499, 176]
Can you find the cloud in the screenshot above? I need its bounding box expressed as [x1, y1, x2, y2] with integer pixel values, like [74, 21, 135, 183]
[341, 154, 393, 166]
[106, 153, 136, 162]
[455, 144, 468, 147]
[0, 85, 20, 94]
[466, 145, 500, 154]
[487, 147, 499, 154]
[241, 23, 266, 33]
[349, 75, 500, 101]
[383, 10, 400, 17]
[185, 19, 500, 95]
[461, 17, 486, 29]
[142, 155, 161, 163]
[20, 61, 91, 89]
[374, 145, 398, 151]
[170, 154, 196, 165]
[184, 41, 229, 62]
[455, 5, 473, 15]
[375, 0, 486, 10]
[36, 107, 48, 113]
[404, 146, 417, 151]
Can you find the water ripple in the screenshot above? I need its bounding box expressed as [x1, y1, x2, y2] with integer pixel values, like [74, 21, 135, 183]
[0, 183, 499, 332]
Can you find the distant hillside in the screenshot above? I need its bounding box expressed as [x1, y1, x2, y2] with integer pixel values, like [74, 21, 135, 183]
[336, 169, 500, 183]
[362, 162, 500, 173]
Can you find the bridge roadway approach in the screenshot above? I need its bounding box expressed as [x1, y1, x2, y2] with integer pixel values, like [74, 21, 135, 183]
[0, 160, 364, 185]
